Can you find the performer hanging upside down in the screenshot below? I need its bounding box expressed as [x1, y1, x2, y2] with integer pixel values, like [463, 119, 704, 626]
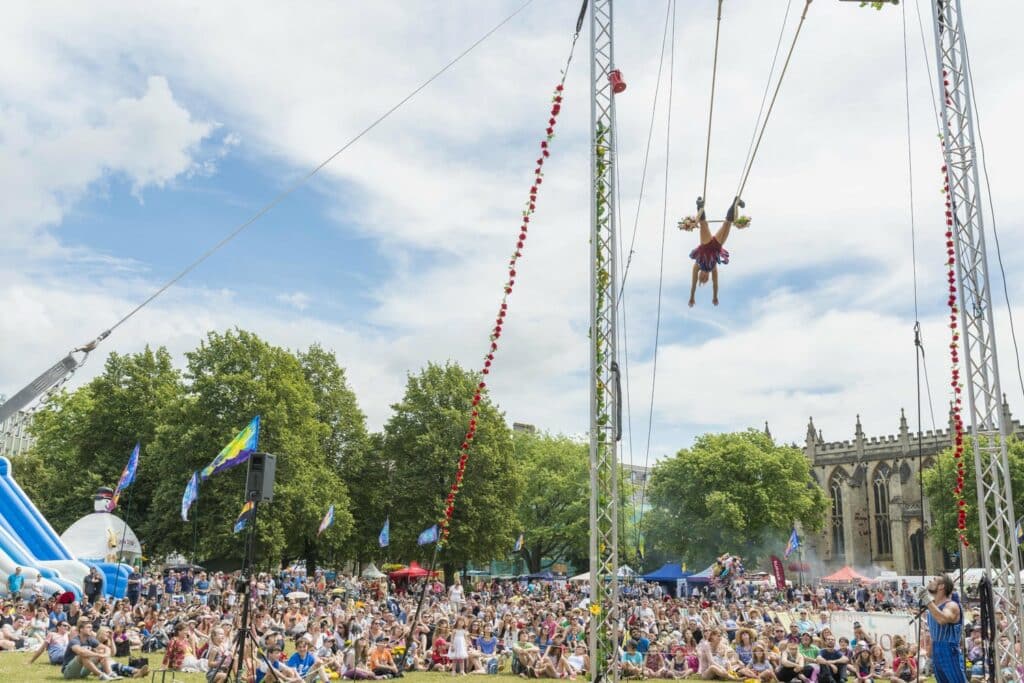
[679, 196, 749, 307]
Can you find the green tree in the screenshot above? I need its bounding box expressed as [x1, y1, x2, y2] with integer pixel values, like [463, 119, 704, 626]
[644, 429, 827, 568]
[298, 344, 372, 565]
[381, 362, 522, 581]
[922, 436, 1024, 552]
[142, 329, 352, 568]
[20, 346, 183, 535]
[512, 432, 589, 573]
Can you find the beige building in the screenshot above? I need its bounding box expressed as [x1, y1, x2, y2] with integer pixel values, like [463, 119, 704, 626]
[0, 409, 35, 458]
[800, 401, 1022, 575]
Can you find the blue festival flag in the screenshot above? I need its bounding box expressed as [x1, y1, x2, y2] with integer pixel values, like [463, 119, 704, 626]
[1017, 517, 1024, 546]
[379, 518, 390, 548]
[318, 505, 335, 536]
[784, 528, 801, 558]
[417, 524, 439, 546]
[514, 533, 524, 552]
[234, 500, 255, 534]
[108, 443, 140, 512]
[181, 471, 200, 522]
[201, 416, 260, 481]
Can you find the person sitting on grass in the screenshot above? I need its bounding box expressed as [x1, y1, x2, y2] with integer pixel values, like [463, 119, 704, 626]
[61, 619, 119, 681]
[257, 644, 304, 683]
[514, 630, 540, 677]
[749, 643, 777, 682]
[697, 628, 736, 680]
[367, 637, 399, 679]
[30, 619, 70, 665]
[776, 640, 811, 683]
[620, 639, 645, 679]
[645, 641, 680, 679]
[95, 626, 148, 679]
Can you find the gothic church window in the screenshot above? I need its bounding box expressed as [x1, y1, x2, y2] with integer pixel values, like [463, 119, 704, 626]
[910, 528, 925, 572]
[873, 465, 893, 558]
[829, 471, 846, 558]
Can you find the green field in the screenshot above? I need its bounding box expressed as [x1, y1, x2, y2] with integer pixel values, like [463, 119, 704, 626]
[0, 653, 513, 683]
[0, 653, 944, 683]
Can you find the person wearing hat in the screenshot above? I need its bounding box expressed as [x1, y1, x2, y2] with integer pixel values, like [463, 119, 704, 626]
[257, 644, 303, 683]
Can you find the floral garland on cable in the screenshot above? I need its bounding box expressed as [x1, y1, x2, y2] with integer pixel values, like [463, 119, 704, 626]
[939, 67, 969, 548]
[942, 164, 968, 547]
[438, 79, 568, 546]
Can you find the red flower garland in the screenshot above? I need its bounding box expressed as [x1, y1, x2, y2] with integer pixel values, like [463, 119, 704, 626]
[940, 69, 968, 548]
[942, 166, 968, 547]
[438, 80, 568, 544]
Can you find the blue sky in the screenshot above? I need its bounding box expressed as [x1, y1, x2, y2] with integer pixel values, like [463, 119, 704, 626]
[1, 0, 1023, 464]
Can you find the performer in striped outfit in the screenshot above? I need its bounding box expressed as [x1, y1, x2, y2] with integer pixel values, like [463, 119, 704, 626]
[921, 574, 967, 683]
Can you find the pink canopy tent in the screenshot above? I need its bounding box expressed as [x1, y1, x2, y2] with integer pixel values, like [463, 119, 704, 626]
[820, 566, 869, 584]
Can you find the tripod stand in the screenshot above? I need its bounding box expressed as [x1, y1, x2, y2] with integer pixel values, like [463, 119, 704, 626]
[207, 496, 276, 683]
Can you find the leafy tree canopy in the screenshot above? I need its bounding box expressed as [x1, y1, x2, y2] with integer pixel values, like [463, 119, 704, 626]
[644, 430, 827, 569]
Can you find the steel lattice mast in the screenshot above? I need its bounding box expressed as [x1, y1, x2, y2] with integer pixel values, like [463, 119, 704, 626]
[931, 0, 1023, 675]
[588, 0, 621, 681]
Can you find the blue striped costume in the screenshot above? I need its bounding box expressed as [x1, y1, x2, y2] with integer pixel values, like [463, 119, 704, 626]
[928, 599, 967, 683]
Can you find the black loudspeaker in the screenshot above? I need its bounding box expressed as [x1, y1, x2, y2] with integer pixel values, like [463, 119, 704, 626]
[246, 452, 277, 502]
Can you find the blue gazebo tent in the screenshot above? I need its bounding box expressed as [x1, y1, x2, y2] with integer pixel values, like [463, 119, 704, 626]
[641, 562, 694, 597]
[641, 562, 691, 582]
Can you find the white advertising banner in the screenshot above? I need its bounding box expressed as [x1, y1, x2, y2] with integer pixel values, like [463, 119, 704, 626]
[829, 611, 919, 651]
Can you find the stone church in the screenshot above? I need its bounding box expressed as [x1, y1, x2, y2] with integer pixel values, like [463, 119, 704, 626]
[799, 399, 1021, 576]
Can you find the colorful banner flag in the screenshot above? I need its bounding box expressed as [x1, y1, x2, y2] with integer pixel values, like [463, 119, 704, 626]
[108, 443, 140, 512]
[1017, 517, 1023, 546]
[379, 518, 390, 548]
[201, 416, 260, 481]
[784, 528, 801, 558]
[417, 524, 439, 546]
[181, 471, 200, 522]
[234, 500, 255, 534]
[318, 505, 335, 536]
[514, 533, 524, 552]
[770, 555, 786, 590]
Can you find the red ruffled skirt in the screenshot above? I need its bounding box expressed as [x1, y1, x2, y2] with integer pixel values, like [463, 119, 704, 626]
[690, 237, 729, 272]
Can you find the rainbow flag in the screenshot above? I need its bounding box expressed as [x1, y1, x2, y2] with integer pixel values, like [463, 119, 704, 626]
[202, 416, 260, 481]
[784, 528, 801, 558]
[318, 505, 335, 536]
[181, 471, 199, 522]
[234, 500, 255, 534]
[108, 443, 140, 512]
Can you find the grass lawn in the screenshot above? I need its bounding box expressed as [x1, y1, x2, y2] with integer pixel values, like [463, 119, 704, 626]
[0, 654, 944, 683]
[0, 653, 522, 682]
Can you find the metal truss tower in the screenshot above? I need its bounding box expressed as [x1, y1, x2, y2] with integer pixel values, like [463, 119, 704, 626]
[931, 0, 1023, 675]
[588, 0, 621, 681]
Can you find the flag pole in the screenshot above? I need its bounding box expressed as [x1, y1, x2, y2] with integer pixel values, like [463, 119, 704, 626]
[191, 494, 199, 565]
[798, 544, 804, 588]
[111, 486, 134, 599]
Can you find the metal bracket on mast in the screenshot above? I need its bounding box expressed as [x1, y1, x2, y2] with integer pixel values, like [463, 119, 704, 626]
[589, 0, 620, 681]
[930, 1, 1023, 678]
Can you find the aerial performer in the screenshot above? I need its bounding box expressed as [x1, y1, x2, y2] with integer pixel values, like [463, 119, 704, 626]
[679, 196, 750, 307]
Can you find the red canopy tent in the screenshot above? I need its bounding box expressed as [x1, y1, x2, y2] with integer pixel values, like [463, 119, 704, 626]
[820, 566, 869, 584]
[388, 561, 434, 580]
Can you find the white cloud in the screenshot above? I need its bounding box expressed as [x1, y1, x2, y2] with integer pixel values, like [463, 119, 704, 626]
[0, 73, 214, 257]
[0, 0, 1023, 462]
[276, 291, 311, 311]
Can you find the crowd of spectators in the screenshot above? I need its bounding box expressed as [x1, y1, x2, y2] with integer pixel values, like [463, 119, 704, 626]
[0, 566, 979, 682]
